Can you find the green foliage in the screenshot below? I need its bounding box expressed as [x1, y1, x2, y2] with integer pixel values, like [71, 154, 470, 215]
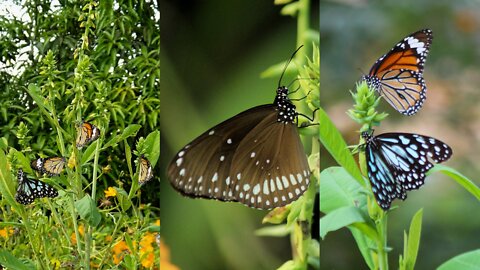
[437, 249, 480, 270]
[320, 35, 480, 270]
[399, 209, 423, 270]
[0, 0, 159, 268]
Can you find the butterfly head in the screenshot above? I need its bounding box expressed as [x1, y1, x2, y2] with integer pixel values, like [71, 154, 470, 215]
[361, 130, 375, 143]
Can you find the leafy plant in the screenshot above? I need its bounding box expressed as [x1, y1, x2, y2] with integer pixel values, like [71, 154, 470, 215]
[0, 0, 160, 268]
[320, 81, 480, 269]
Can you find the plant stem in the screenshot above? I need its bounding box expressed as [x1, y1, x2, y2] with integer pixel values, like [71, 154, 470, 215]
[376, 214, 389, 270]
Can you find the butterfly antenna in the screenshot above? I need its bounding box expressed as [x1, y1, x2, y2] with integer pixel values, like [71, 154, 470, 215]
[278, 45, 304, 88]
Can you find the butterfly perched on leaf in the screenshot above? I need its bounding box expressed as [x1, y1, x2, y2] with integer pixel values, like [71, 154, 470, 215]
[362, 130, 452, 210]
[167, 47, 313, 210]
[138, 156, 153, 185]
[15, 169, 58, 205]
[31, 157, 66, 176]
[76, 122, 100, 148]
[362, 29, 433, 115]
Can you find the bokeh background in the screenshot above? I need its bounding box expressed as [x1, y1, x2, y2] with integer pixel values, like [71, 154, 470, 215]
[321, 0, 480, 269]
[160, 1, 319, 269]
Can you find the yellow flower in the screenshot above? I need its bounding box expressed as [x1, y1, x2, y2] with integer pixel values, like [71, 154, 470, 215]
[112, 240, 130, 264]
[140, 232, 155, 252]
[155, 219, 160, 226]
[78, 224, 85, 236]
[105, 235, 112, 242]
[71, 224, 85, 245]
[104, 187, 117, 198]
[161, 239, 180, 270]
[0, 228, 8, 238]
[141, 251, 155, 268]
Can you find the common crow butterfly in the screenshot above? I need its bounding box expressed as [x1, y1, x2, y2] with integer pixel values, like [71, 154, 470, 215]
[31, 156, 66, 176]
[362, 130, 452, 210]
[167, 47, 312, 210]
[362, 29, 433, 115]
[15, 168, 58, 205]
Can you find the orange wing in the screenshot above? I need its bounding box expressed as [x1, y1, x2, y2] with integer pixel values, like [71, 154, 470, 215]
[363, 29, 432, 115]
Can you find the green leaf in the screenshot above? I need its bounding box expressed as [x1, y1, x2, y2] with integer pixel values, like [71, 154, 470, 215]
[280, 2, 300, 16]
[80, 140, 98, 164]
[74, 195, 101, 227]
[277, 259, 304, 270]
[320, 167, 375, 268]
[102, 124, 141, 149]
[320, 167, 367, 213]
[429, 164, 480, 201]
[11, 149, 32, 175]
[404, 208, 423, 270]
[0, 250, 35, 270]
[26, 84, 52, 114]
[115, 187, 132, 212]
[437, 249, 480, 270]
[0, 150, 16, 210]
[255, 224, 290, 237]
[320, 206, 376, 240]
[144, 130, 160, 166]
[319, 108, 364, 186]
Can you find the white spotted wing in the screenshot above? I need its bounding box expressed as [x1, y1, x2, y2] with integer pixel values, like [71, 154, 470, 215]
[363, 131, 452, 210]
[167, 104, 310, 209]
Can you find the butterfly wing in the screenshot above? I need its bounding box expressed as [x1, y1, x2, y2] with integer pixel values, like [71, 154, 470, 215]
[364, 139, 403, 210]
[15, 169, 58, 205]
[230, 112, 310, 209]
[43, 157, 66, 176]
[365, 132, 452, 209]
[168, 105, 281, 208]
[76, 122, 100, 148]
[30, 158, 45, 173]
[364, 29, 433, 115]
[139, 157, 154, 184]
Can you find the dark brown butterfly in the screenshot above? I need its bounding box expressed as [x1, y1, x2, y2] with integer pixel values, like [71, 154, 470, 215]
[167, 48, 312, 210]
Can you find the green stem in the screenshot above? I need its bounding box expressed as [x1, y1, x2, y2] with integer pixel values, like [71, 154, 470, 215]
[98, 214, 124, 268]
[297, 0, 310, 51]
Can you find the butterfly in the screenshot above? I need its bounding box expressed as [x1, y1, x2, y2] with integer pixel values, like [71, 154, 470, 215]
[167, 48, 312, 210]
[31, 156, 66, 176]
[15, 168, 58, 205]
[362, 29, 433, 115]
[76, 122, 100, 148]
[138, 156, 154, 184]
[362, 130, 452, 210]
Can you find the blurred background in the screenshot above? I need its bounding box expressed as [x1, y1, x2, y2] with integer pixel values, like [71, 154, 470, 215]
[161, 1, 319, 269]
[321, 0, 480, 269]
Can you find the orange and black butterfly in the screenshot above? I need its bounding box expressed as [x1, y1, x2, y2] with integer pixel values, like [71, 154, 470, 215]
[76, 122, 100, 148]
[138, 156, 153, 185]
[31, 156, 66, 176]
[362, 29, 433, 115]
